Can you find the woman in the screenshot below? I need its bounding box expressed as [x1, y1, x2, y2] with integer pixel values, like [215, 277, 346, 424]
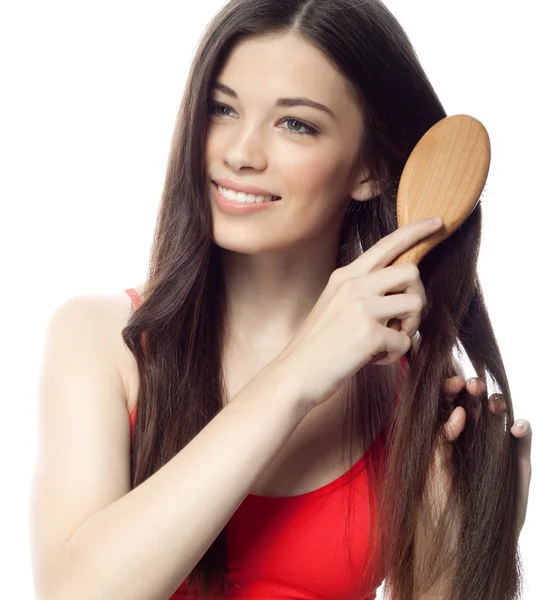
[31, 1, 532, 599]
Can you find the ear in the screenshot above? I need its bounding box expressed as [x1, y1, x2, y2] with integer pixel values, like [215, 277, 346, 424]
[349, 167, 383, 202]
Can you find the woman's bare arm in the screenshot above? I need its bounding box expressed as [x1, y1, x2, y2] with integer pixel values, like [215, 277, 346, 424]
[30, 296, 308, 600]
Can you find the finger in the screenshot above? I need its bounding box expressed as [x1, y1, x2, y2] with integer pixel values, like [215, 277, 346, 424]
[488, 393, 507, 415]
[367, 292, 423, 339]
[511, 419, 532, 440]
[431, 407, 467, 476]
[367, 323, 412, 366]
[364, 263, 427, 308]
[466, 377, 486, 397]
[442, 376, 465, 397]
[443, 406, 467, 443]
[347, 218, 444, 275]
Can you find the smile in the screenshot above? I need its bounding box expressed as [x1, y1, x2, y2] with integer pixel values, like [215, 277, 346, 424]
[213, 183, 281, 204]
[211, 183, 282, 215]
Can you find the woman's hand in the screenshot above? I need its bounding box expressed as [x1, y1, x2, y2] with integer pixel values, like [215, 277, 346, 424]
[414, 373, 531, 596]
[276, 218, 444, 413]
[440, 375, 532, 537]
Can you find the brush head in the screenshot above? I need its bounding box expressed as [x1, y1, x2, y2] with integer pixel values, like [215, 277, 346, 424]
[391, 114, 490, 268]
[385, 115, 490, 334]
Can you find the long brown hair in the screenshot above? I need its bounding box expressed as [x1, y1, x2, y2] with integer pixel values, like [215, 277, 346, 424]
[122, 1, 523, 598]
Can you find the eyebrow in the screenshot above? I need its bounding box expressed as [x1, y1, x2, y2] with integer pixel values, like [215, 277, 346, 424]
[212, 81, 336, 120]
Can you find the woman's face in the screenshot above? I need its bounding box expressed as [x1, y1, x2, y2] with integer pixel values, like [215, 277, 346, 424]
[205, 32, 368, 254]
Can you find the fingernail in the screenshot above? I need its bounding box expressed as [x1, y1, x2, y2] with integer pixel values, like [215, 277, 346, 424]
[428, 216, 443, 225]
[514, 421, 525, 429]
[466, 377, 478, 385]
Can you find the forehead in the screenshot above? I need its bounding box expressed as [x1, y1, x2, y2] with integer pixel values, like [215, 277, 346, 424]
[215, 32, 359, 119]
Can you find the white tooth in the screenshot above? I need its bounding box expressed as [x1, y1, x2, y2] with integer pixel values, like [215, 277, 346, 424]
[218, 185, 274, 203]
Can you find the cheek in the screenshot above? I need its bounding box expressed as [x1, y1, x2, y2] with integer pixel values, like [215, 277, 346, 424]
[204, 134, 218, 167]
[205, 125, 228, 167]
[281, 152, 350, 207]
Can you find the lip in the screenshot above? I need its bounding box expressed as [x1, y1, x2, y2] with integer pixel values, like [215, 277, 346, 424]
[212, 178, 280, 198]
[211, 182, 281, 215]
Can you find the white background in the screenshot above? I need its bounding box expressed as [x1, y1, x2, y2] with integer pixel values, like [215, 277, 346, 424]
[1, 1, 534, 597]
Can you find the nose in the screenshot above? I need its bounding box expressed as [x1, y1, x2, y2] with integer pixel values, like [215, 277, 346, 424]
[223, 123, 268, 172]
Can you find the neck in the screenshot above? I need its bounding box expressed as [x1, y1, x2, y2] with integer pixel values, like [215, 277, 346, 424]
[220, 233, 340, 353]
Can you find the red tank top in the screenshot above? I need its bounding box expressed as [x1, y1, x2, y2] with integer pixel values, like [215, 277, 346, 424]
[125, 287, 407, 599]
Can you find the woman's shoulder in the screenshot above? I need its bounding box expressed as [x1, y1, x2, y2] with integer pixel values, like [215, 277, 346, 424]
[53, 283, 147, 416]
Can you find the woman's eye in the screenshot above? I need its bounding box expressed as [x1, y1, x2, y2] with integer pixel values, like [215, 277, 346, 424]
[210, 102, 234, 117]
[280, 118, 318, 136]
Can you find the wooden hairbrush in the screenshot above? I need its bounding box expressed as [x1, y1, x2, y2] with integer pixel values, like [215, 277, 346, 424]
[387, 114, 491, 333]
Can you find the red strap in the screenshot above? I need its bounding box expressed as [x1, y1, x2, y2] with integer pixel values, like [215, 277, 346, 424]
[125, 288, 144, 432]
[125, 288, 142, 309]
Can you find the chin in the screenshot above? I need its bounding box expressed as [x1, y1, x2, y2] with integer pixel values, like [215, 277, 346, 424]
[211, 228, 287, 255]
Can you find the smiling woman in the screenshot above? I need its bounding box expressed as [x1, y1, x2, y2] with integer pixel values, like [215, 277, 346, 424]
[205, 32, 372, 258]
[30, 1, 529, 600]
